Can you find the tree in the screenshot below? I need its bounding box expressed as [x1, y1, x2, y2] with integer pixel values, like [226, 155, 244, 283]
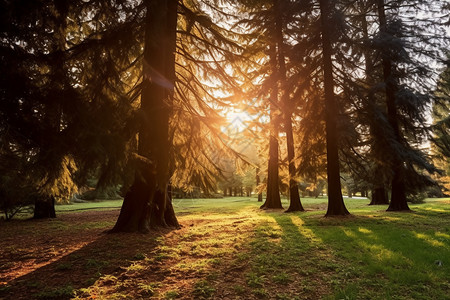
[0, 0, 84, 219]
[111, 0, 179, 232]
[235, 0, 284, 209]
[262, 44, 283, 209]
[319, 0, 350, 216]
[371, 0, 447, 210]
[432, 56, 450, 194]
[328, 0, 447, 208]
[273, 0, 304, 212]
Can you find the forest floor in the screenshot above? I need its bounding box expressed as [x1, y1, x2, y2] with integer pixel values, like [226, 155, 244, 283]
[0, 197, 449, 300]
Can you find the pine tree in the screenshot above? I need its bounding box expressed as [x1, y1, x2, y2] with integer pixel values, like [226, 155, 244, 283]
[0, 0, 83, 218]
[318, 0, 350, 216]
[372, 0, 446, 210]
[273, 0, 304, 212]
[432, 57, 450, 194]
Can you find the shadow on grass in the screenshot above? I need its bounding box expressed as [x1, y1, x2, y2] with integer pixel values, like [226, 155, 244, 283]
[298, 212, 450, 299]
[0, 230, 168, 300]
[246, 205, 449, 299]
[0, 205, 263, 300]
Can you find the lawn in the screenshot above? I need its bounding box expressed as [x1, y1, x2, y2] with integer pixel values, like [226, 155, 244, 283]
[0, 197, 449, 299]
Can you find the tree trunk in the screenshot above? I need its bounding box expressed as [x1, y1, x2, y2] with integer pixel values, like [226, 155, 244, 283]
[370, 187, 389, 205]
[261, 43, 282, 209]
[361, 11, 390, 206]
[34, 196, 56, 219]
[319, 0, 349, 216]
[376, 0, 409, 211]
[256, 167, 263, 202]
[34, 2, 69, 219]
[111, 0, 179, 233]
[273, 0, 304, 212]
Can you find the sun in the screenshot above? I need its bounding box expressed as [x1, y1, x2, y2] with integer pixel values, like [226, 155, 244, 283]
[224, 109, 252, 133]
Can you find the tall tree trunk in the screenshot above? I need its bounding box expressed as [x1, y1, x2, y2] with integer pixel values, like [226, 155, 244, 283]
[273, 0, 304, 212]
[376, 0, 409, 211]
[111, 0, 179, 233]
[319, 0, 349, 216]
[261, 44, 282, 209]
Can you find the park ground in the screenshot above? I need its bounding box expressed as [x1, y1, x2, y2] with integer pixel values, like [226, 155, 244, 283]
[0, 197, 449, 300]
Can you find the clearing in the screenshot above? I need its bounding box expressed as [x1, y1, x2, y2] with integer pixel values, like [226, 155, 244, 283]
[0, 197, 449, 299]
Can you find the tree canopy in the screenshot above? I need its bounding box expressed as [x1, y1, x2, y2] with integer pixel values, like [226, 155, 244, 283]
[0, 0, 449, 223]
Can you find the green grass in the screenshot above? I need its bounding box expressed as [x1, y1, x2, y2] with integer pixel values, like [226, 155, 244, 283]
[238, 197, 450, 299]
[2, 196, 449, 299]
[55, 199, 124, 212]
[156, 195, 448, 299]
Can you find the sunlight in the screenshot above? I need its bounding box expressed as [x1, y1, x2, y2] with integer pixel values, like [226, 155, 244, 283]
[290, 216, 323, 244]
[413, 232, 446, 248]
[223, 109, 253, 133]
[358, 227, 373, 235]
[435, 231, 450, 239]
[358, 242, 397, 262]
[423, 207, 446, 213]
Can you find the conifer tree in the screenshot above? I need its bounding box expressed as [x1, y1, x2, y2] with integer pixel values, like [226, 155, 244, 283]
[318, 0, 350, 215]
[273, 0, 304, 212]
[432, 57, 450, 194]
[0, 0, 83, 218]
[372, 0, 446, 210]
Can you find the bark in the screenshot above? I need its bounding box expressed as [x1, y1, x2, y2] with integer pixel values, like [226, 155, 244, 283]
[261, 43, 282, 209]
[256, 167, 263, 202]
[273, 0, 304, 212]
[376, 0, 409, 211]
[111, 0, 179, 232]
[319, 0, 349, 216]
[262, 124, 283, 209]
[369, 187, 389, 205]
[261, 49, 282, 209]
[34, 196, 56, 219]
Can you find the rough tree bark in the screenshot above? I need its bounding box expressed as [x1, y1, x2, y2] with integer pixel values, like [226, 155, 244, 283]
[261, 45, 283, 209]
[319, 0, 350, 216]
[376, 0, 409, 211]
[111, 0, 179, 232]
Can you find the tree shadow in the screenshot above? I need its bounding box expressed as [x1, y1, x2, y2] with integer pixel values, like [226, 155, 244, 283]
[300, 213, 450, 297]
[264, 209, 449, 299]
[0, 230, 167, 299]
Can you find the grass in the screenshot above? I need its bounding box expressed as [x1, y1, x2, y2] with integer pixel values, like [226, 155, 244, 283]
[242, 197, 450, 299]
[1, 196, 449, 299]
[56, 199, 124, 212]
